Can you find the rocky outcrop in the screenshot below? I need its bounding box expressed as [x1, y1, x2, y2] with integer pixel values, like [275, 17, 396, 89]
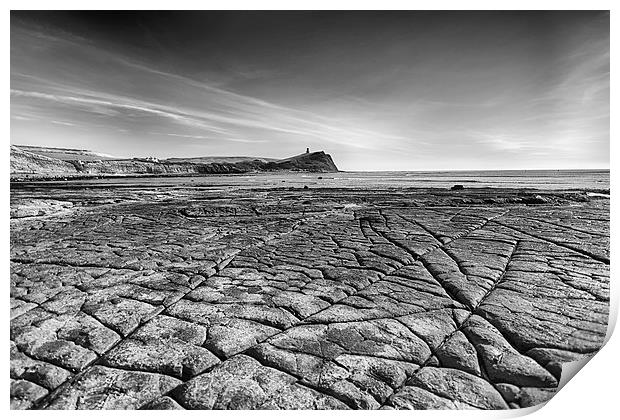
[74, 159, 263, 175]
[263, 151, 338, 172]
[10, 146, 339, 179]
[10, 199, 74, 219]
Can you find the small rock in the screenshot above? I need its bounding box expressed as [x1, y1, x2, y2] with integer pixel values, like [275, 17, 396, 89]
[519, 387, 557, 407]
[409, 367, 508, 409]
[46, 366, 181, 409]
[521, 194, 548, 204]
[495, 383, 521, 403]
[142, 396, 185, 410]
[462, 315, 558, 388]
[388, 385, 475, 409]
[10, 379, 48, 409]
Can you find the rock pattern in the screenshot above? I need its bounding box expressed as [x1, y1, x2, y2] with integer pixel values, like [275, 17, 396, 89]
[10, 185, 609, 410]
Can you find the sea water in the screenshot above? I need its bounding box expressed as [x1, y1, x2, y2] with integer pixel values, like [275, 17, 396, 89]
[18, 169, 610, 191]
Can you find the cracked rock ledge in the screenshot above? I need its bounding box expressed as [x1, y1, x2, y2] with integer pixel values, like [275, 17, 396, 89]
[10, 186, 609, 410]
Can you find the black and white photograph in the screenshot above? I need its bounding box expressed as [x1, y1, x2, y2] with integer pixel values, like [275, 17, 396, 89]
[8, 5, 613, 412]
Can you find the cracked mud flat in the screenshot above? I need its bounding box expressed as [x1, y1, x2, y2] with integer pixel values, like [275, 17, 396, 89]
[10, 182, 609, 410]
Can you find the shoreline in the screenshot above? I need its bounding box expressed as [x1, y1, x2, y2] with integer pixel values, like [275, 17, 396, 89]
[10, 180, 610, 196]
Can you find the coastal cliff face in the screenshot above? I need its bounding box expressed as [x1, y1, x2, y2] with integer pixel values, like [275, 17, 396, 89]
[264, 151, 338, 172]
[72, 159, 262, 175]
[10, 146, 339, 179]
[10, 146, 78, 175]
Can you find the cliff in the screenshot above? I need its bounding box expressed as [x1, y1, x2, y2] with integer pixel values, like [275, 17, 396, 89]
[15, 145, 117, 161]
[263, 151, 338, 172]
[10, 146, 339, 180]
[10, 146, 78, 175]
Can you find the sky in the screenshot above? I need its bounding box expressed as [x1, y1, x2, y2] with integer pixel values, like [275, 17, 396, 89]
[10, 11, 609, 171]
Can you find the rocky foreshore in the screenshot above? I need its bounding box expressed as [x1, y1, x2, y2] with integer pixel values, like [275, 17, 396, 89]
[10, 184, 609, 410]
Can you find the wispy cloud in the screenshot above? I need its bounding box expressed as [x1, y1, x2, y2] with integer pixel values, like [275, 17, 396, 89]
[11, 21, 412, 152]
[11, 69, 406, 150]
[111, 56, 410, 149]
[51, 120, 77, 126]
[149, 132, 213, 140]
[10, 88, 232, 134]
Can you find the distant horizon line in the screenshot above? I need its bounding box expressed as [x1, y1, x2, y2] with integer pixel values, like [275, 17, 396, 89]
[339, 168, 610, 173]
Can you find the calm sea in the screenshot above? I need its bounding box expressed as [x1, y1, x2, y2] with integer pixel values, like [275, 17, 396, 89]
[24, 169, 610, 191]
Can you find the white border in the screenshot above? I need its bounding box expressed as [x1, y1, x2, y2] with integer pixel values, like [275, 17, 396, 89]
[3, 2, 616, 419]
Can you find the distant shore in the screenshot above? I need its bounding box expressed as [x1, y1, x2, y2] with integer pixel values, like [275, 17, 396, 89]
[10, 169, 609, 194]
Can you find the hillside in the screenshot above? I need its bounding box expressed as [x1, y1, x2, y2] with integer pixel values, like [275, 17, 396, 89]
[264, 151, 338, 172]
[10, 146, 338, 180]
[10, 146, 78, 175]
[164, 156, 279, 164]
[15, 145, 119, 161]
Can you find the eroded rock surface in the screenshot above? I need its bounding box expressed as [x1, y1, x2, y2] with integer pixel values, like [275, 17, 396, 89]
[10, 185, 609, 410]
